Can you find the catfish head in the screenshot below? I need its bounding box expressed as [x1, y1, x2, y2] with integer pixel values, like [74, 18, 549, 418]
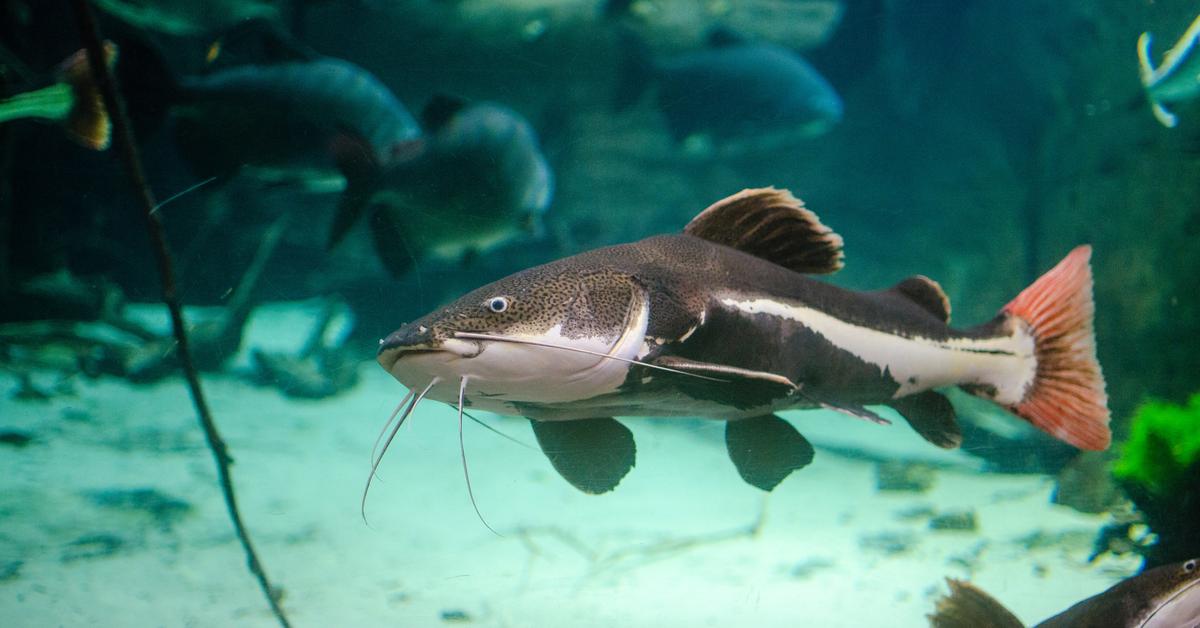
[377, 262, 650, 409]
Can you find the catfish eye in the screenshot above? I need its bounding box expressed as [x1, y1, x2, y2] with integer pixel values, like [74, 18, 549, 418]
[1186, 559, 1197, 572]
[486, 296, 510, 313]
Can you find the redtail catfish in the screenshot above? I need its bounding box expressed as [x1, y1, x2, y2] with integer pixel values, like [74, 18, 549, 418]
[373, 188, 1109, 494]
[929, 558, 1200, 627]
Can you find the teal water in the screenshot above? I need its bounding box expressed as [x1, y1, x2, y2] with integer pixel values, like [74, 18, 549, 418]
[2, 1, 1199, 626]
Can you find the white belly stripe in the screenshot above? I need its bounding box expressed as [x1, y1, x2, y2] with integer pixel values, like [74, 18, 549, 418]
[718, 296, 1035, 403]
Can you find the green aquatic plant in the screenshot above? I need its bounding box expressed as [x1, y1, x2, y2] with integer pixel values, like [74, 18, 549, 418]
[1113, 393, 1200, 496]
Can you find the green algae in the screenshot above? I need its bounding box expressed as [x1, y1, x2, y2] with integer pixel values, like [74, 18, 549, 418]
[1113, 393, 1200, 496]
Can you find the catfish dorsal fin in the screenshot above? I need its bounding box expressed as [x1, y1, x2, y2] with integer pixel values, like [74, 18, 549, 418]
[928, 579, 1025, 628]
[891, 275, 951, 323]
[684, 187, 844, 274]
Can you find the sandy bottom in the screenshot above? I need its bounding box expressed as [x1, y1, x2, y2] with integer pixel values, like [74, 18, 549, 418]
[0, 302, 1138, 627]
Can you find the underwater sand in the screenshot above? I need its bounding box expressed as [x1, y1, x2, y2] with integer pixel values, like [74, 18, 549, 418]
[0, 302, 1139, 627]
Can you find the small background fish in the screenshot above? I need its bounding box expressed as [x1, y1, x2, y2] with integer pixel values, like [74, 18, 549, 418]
[615, 29, 844, 155]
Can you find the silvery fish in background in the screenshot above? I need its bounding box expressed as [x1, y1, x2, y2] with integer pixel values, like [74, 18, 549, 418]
[929, 558, 1200, 627]
[373, 188, 1109, 495]
[327, 96, 553, 277]
[615, 29, 844, 155]
[1138, 13, 1200, 128]
[93, 0, 281, 36]
[117, 38, 422, 188]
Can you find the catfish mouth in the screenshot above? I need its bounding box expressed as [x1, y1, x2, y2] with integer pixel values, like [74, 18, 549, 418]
[376, 335, 482, 373]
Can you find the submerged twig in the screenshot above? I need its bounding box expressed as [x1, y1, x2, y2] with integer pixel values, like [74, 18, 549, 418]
[514, 497, 768, 586]
[68, 3, 291, 627]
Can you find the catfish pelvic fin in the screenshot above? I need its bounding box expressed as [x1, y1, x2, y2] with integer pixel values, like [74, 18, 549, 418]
[725, 414, 814, 491]
[684, 187, 844, 274]
[529, 417, 635, 494]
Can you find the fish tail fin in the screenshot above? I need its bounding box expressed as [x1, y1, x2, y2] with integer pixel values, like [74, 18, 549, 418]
[327, 131, 385, 250]
[1137, 32, 1156, 87]
[1149, 100, 1178, 128]
[613, 27, 654, 112]
[0, 84, 72, 130]
[999, 245, 1111, 450]
[1137, 32, 1179, 127]
[327, 132, 426, 254]
[928, 579, 1025, 628]
[56, 42, 117, 150]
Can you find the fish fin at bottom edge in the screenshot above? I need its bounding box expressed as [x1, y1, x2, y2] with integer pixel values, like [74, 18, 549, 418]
[529, 417, 635, 494]
[928, 579, 1025, 628]
[888, 390, 962, 449]
[725, 414, 814, 491]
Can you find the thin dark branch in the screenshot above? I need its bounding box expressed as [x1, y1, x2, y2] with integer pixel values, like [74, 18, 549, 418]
[68, 3, 292, 626]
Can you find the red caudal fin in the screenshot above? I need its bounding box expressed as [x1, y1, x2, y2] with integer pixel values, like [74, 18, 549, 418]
[1002, 245, 1110, 450]
[58, 42, 117, 150]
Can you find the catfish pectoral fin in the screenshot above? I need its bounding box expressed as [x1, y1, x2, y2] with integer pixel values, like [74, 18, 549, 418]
[648, 356, 798, 410]
[888, 390, 962, 449]
[651, 355, 798, 389]
[529, 417, 635, 494]
[725, 414, 814, 492]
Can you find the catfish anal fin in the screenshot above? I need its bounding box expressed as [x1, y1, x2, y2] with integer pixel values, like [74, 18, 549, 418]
[529, 417, 635, 494]
[725, 414, 814, 491]
[684, 187, 844, 274]
[888, 390, 961, 449]
[928, 579, 1025, 628]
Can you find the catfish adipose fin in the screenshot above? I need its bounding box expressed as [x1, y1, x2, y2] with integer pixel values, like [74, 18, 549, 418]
[529, 418, 635, 494]
[375, 187, 1110, 497]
